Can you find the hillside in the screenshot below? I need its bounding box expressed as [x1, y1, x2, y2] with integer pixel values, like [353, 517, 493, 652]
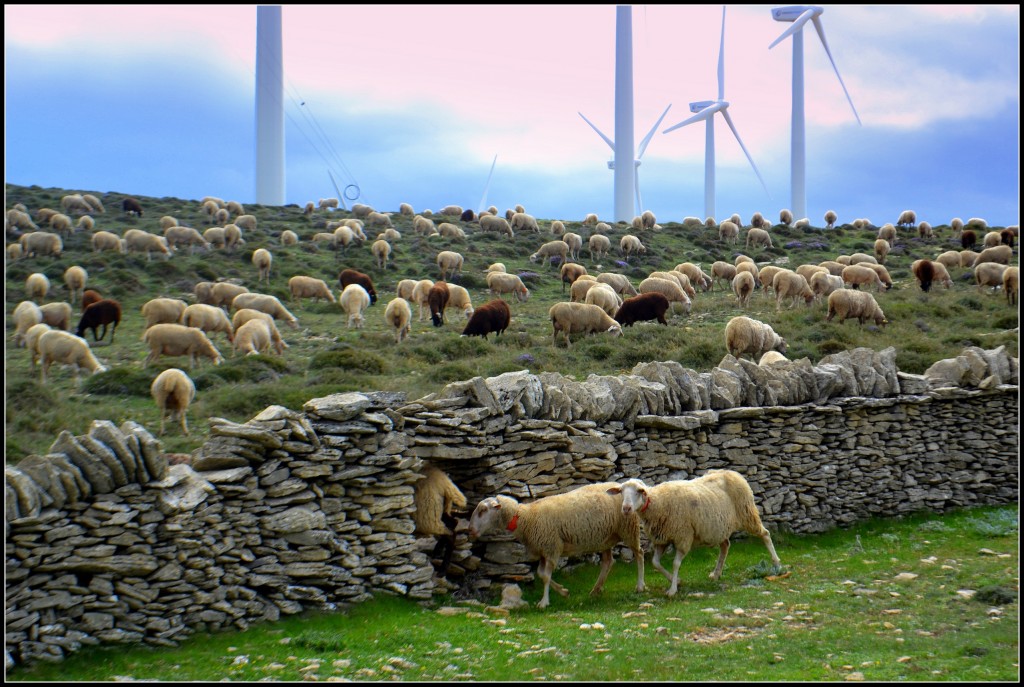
[5, 183, 1018, 463]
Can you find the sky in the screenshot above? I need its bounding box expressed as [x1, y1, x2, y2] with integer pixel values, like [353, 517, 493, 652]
[4, 4, 1020, 228]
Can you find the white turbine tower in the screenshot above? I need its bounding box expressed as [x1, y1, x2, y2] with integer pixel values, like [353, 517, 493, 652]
[477, 154, 498, 216]
[769, 5, 861, 220]
[662, 6, 768, 222]
[255, 5, 285, 205]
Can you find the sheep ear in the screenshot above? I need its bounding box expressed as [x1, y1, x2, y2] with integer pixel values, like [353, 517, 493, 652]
[606, 486, 621, 495]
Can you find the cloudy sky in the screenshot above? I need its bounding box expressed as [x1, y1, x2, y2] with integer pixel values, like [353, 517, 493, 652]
[5, 4, 1020, 227]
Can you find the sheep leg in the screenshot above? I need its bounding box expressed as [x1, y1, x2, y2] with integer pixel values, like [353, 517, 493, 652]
[536, 557, 554, 608]
[709, 539, 730, 580]
[634, 548, 646, 592]
[666, 546, 689, 596]
[589, 549, 614, 596]
[760, 530, 782, 568]
[649, 543, 674, 583]
[180, 410, 190, 436]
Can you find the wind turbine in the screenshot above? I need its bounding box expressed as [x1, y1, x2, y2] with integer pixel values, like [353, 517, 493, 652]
[662, 6, 768, 222]
[476, 154, 498, 216]
[769, 5, 861, 220]
[255, 5, 284, 205]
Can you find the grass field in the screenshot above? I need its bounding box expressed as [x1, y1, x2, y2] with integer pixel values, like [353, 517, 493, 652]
[5, 183, 1018, 465]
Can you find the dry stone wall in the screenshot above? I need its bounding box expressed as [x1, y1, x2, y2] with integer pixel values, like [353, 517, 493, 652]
[5, 345, 1018, 668]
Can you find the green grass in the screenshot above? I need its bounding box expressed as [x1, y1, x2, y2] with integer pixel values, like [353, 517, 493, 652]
[7, 504, 1017, 682]
[5, 183, 1018, 465]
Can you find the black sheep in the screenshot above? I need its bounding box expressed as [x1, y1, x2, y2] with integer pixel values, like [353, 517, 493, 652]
[122, 197, 143, 217]
[614, 292, 670, 327]
[461, 299, 511, 338]
[338, 268, 377, 305]
[75, 299, 122, 343]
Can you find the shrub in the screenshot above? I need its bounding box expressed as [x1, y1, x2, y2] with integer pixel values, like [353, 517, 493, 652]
[309, 347, 387, 375]
[81, 367, 153, 396]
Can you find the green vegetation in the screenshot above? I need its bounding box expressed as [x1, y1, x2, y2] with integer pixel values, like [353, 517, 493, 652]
[5, 183, 1018, 464]
[7, 505, 1017, 682]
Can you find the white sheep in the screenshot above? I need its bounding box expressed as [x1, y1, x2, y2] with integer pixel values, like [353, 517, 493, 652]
[413, 464, 467, 552]
[446, 283, 475, 320]
[588, 234, 612, 262]
[773, 271, 815, 310]
[7, 243, 24, 261]
[413, 215, 437, 235]
[826, 289, 888, 326]
[60, 194, 93, 215]
[395, 278, 418, 301]
[26, 272, 50, 302]
[40, 302, 73, 331]
[436, 250, 464, 280]
[38, 330, 107, 383]
[841, 264, 887, 293]
[165, 225, 211, 254]
[384, 297, 413, 344]
[180, 303, 235, 342]
[281, 229, 299, 246]
[710, 261, 737, 290]
[704, 217, 717, 228]
[81, 194, 105, 214]
[809, 270, 844, 301]
[673, 263, 712, 292]
[896, 209, 917, 228]
[158, 215, 179, 231]
[935, 250, 961, 271]
[873, 239, 890, 264]
[151, 368, 196, 436]
[339, 283, 371, 328]
[620, 234, 646, 261]
[584, 282, 622, 316]
[779, 209, 794, 226]
[877, 223, 897, 243]
[550, 220, 566, 236]
[399, 202, 414, 216]
[20, 231, 63, 258]
[318, 198, 339, 211]
[732, 271, 756, 308]
[530, 240, 569, 268]
[817, 260, 847, 277]
[123, 229, 171, 261]
[224, 224, 244, 251]
[974, 262, 1009, 293]
[214, 208, 230, 226]
[511, 212, 541, 233]
[13, 300, 43, 346]
[918, 221, 933, 239]
[745, 227, 773, 250]
[437, 223, 464, 240]
[141, 298, 188, 329]
[76, 215, 94, 232]
[440, 204, 463, 217]
[232, 318, 275, 356]
[24, 322, 52, 365]
[824, 210, 838, 230]
[562, 232, 583, 262]
[143, 323, 224, 368]
[210, 282, 249, 309]
[366, 211, 393, 229]
[971, 244, 1012, 268]
[848, 252, 878, 266]
[479, 214, 514, 237]
[234, 214, 257, 232]
[648, 271, 695, 298]
[409, 279, 436, 321]
[759, 350, 789, 366]
[230, 292, 299, 329]
[7, 208, 39, 232]
[950, 217, 965, 235]
[606, 471, 781, 596]
[595, 272, 638, 297]
[724, 316, 787, 360]
[569, 277, 600, 303]
[582, 212, 599, 226]
[468, 482, 645, 608]
[548, 301, 623, 347]
[288, 275, 337, 306]
[251, 248, 273, 285]
[203, 226, 227, 249]
[959, 250, 980, 269]
[640, 209, 657, 230]
[1003, 266, 1019, 306]
[231, 310, 287, 355]
[718, 221, 739, 244]
[486, 272, 530, 302]
[631, 215, 644, 231]
[485, 262, 506, 274]
[226, 200, 245, 216]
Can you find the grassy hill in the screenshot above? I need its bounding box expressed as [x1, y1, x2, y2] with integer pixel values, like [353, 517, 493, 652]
[5, 183, 1018, 463]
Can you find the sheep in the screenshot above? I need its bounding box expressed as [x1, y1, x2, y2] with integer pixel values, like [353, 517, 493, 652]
[965, 217, 988, 230]
[75, 215, 94, 232]
[582, 212, 599, 226]
[26, 272, 50, 302]
[123, 229, 171, 261]
[281, 229, 299, 246]
[971, 244, 1012, 268]
[486, 272, 530, 302]
[615, 292, 670, 327]
[158, 215, 179, 231]
[395, 278, 418, 301]
[485, 262, 506, 274]
[809, 270, 844, 301]
[338, 268, 377, 305]
[181, 303, 235, 342]
[413, 464, 468, 574]
[234, 214, 257, 232]
[224, 200, 244, 216]
[318, 197, 339, 211]
[7, 243, 23, 261]
[413, 215, 437, 236]
[960, 229, 978, 250]
[7, 208, 39, 232]
[252, 248, 273, 285]
[817, 260, 846, 277]
[759, 350, 789, 366]
[530, 240, 569, 268]
[896, 209, 917, 228]
[848, 252, 878, 266]
[724, 316, 787, 360]
[674, 262, 712, 292]
[935, 250, 961, 271]
[143, 323, 224, 368]
[705, 216, 717, 228]
[588, 234, 612, 262]
[508, 212, 540, 234]
[224, 224, 244, 251]
[718, 221, 739, 244]
[841, 264, 887, 293]
[399, 202, 414, 216]
[773, 271, 815, 309]
[20, 231, 63, 258]
[164, 225, 210, 254]
[288, 275, 336, 307]
[549, 301, 622, 347]
[865, 263, 894, 291]
[409, 279, 437, 322]
[201, 196, 225, 208]
[584, 282, 622, 317]
[745, 227, 773, 250]
[209, 282, 249, 309]
[735, 262, 759, 292]
[826, 289, 889, 326]
[631, 215, 643, 231]
[596, 272, 638, 297]
[949, 217, 965, 235]
[569, 277, 600, 303]
[981, 231, 1002, 249]
[150, 368, 196, 436]
[230, 292, 299, 329]
[548, 219, 566, 236]
[24, 322, 52, 365]
[619, 234, 646, 260]
[560, 262, 589, 293]
[959, 250, 980, 268]
[561, 232, 583, 262]
[918, 221, 933, 239]
[1003, 265, 1019, 306]
[81, 289, 103, 313]
[339, 283, 371, 328]
[929, 261, 954, 290]
[231, 310, 288, 355]
[756, 265, 783, 298]
[202, 199, 220, 220]
[200, 226, 226, 250]
[711, 261, 738, 290]
[231, 318, 275, 356]
[872, 239, 890, 264]
[795, 264, 827, 284]
[732, 271, 756, 308]
[779, 209, 794, 226]
[60, 194, 93, 215]
[122, 197, 143, 216]
[461, 299, 511, 339]
[141, 298, 188, 329]
[428, 281, 451, 327]
[479, 214, 514, 237]
[877, 223, 897, 243]
[81, 194, 105, 214]
[384, 297, 413, 343]
[73, 299, 122, 343]
[12, 301, 43, 346]
[974, 262, 1009, 294]
[1000, 229, 1015, 248]
[824, 210, 838, 230]
[38, 330, 108, 383]
[606, 471, 781, 596]
[446, 283, 475, 320]
[436, 250, 464, 281]
[468, 482, 645, 608]
[648, 271, 695, 299]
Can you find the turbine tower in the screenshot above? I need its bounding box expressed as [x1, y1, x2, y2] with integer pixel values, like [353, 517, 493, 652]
[477, 154, 498, 216]
[255, 5, 285, 206]
[769, 5, 860, 220]
[580, 5, 671, 221]
[662, 6, 768, 221]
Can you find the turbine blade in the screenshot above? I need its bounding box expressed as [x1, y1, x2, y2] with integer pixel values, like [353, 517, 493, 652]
[663, 102, 724, 134]
[477, 154, 498, 215]
[578, 112, 615, 152]
[717, 6, 726, 101]
[811, 16, 862, 125]
[720, 108, 771, 199]
[634, 169, 643, 216]
[637, 104, 673, 159]
[768, 8, 815, 50]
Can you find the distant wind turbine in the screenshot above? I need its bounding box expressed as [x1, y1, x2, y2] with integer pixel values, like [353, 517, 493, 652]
[255, 5, 285, 205]
[477, 154, 498, 216]
[662, 6, 768, 222]
[769, 5, 861, 220]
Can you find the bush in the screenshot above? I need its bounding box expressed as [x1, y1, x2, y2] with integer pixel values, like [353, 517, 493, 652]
[309, 347, 387, 374]
[81, 367, 154, 396]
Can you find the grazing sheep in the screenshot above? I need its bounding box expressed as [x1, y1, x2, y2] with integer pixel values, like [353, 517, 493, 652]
[225, 200, 244, 216]
[81, 289, 103, 313]
[959, 250, 980, 268]
[409, 279, 436, 322]
[779, 209, 794, 226]
[446, 283, 474, 320]
[809, 270, 844, 301]
[631, 215, 644, 231]
[485, 262, 506, 274]
[648, 271, 695, 298]
[732, 271, 756, 308]
[7, 242, 23, 261]
[468, 483, 645, 608]
[930, 261, 954, 289]
[214, 208, 230, 226]
[209, 282, 249, 309]
[395, 278, 418, 301]
[718, 221, 739, 244]
[756, 265, 783, 298]
[588, 234, 612, 262]
[827, 290, 888, 326]
[607, 472, 780, 596]
[230, 292, 299, 329]
[252, 248, 273, 285]
[530, 240, 569, 268]
[848, 252, 878, 266]
[338, 268, 377, 305]
[203, 226, 227, 249]
[935, 250, 961, 271]
[76, 215, 94, 232]
[333, 226, 359, 253]
[158, 215, 179, 231]
[38, 330, 107, 383]
[224, 223, 244, 251]
[141, 298, 189, 329]
[201, 196, 225, 209]
[865, 263, 894, 291]
[560, 262, 589, 293]
[1002, 265, 1019, 306]
[509, 212, 540, 234]
[596, 272, 638, 297]
[816, 260, 846, 277]
[436, 222, 464, 240]
[384, 297, 413, 343]
[122, 197, 143, 216]
[479, 214, 514, 238]
[561, 232, 583, 262]
[549, 301, 622, 347]
[549, 220, 566, 236]
[231, 310, 287, 355]
[20, 231, 63, 258]
[842, 264, 887, 292]
[1000, 229, 1015, 248]
[413, 215, 437, 235]
[25, 272, 50, 302]
[189, 281, 212, 305]
[773, 271, 815, 309]
[318, 198, 339, 211]
[615, 292, 670, 327]
[231, 318, 275, 356]
[638, 209, 656, 230]
[711, 261, 737, 290]
[181, 303, 234, 342]
[7, 208, 39, 232]
[60, 194, 93, 215]
[288, 275, 336, 306]
[164, 225, 210, 254]
[949, 217, 965, 235]
[151, 368, 196, 436]
[428, 281, 451, 327]
[281, 229, 299, 246]
[877, 224, 897, 243]
[705, 216, 717, 228]
[896, 209, 917, 228]
[13, 301, 43, 346]
[974, 262, 1009, 293]
[413, 464, 468, 574]
[202, 199, 220, 220]
[582, 212, 599, 226]
[436, 250, 464, 281]
[982, 230, 1002, 249]
[234, 214, 257, 232]
[971, 244, 1012, 268]
[81, 194, 105, 214]
[584, 282, 622, 317]
[24, 322, 52, 365]
[377, 228, 402, 243]
[965, 217, 988, 230]
[619, 234, 646, 260]
[824, 210, 838, 230]
[918, 221, 933, 239]
[486, 272, 530, 302]
[960, 229, 978, 250]
[123, 229, 171, 261]
[399, 202, 414, 216]
[48, 213, 74, 237]
[745, 227, 773, 250]
[795, 264, 827, 284]
[143, 323, 224, 368]
[569, 277, 600, 303]
[461, 299, 511, 339]
[725, 316, 787, 360]
[339, 283, 371, 328]
[674, 263, 712, 292]
[759, 350, 789, 366]
[873, 239, 890, 265]
[366, 211, 393, 229]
